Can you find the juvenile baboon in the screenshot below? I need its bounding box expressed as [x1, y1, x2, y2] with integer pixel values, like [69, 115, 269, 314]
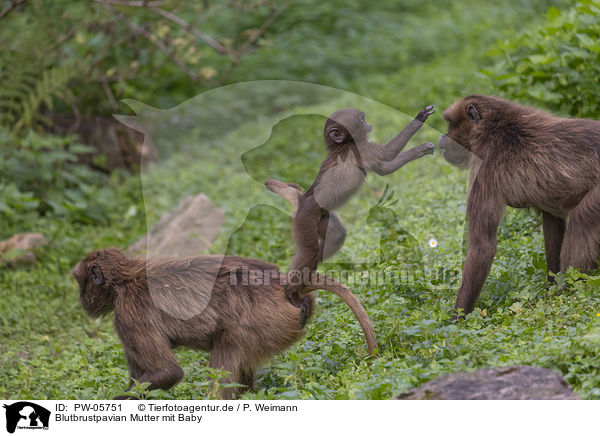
[268, 106, 436, 308]
[439, 95, 600, 317]
[73, 248, 377, 399]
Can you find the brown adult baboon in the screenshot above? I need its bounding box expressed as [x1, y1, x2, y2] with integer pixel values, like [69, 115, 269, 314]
[73, 248, 377, 399]
[439, 95, 600, 317]
[269, 106, 436, 308]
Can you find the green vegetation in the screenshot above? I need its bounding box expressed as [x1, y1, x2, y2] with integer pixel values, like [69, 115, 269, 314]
[1, 0, 600, 400]
[488, 0, 600, 117]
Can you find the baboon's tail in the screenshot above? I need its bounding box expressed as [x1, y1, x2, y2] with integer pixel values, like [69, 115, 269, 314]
[267, 181, 374, 352]
[301, 274, 378, 356]
[265, 178, 303, 209]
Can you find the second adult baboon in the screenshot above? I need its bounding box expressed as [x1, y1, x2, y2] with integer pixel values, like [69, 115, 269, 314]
[268, 106, 436, 307]
[439, 95, 600, 317]
[73, 248, 377, 399]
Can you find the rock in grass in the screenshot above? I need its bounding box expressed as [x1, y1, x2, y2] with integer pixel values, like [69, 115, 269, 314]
[128, 193, 224, 257]
[0, 233, 48, 268]
[396, 366, 577, 400]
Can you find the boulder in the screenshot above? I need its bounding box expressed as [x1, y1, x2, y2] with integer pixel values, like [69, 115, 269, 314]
[129, 193, 224, 257]
[396, 365, 577, 400]
[0, 233, 48, 267]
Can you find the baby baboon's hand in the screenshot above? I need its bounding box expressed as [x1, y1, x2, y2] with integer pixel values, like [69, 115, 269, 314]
[416, 105, 435, 122]
[417, 142, 435, 156]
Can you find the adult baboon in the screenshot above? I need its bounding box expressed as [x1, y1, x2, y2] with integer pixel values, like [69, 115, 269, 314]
[439, 95, 600, 317]
[74, 248, 377, 398]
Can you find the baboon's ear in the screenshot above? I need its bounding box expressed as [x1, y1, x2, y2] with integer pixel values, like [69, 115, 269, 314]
[327, 127, 346, 144]
[466, 104, 480, 122]
[90, 265, 104, 285]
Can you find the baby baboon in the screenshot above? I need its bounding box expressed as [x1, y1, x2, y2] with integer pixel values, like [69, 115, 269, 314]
[268, 106, 435, 308]
[73, 248, 377, 399]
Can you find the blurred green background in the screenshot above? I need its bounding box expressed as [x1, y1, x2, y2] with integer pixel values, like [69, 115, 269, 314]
[1, 0, 600, 399]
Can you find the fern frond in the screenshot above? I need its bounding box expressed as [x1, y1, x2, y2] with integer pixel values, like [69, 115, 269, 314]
[1, 63, 76, 135]
[0, 1, 76, 135]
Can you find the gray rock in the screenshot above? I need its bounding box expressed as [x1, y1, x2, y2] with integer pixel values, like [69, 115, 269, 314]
[396, 366, 577, 400]
[0, 233, 48, 267]
[129, 193, 224, 257]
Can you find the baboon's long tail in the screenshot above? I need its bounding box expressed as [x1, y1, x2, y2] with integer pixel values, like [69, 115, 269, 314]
[301, 274, 378, 356]
[267, 180, 374, 352]
[265, 178, 303, 209]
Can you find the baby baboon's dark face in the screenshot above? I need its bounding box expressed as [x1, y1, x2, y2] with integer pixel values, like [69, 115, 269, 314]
[73, 248, 126, 317]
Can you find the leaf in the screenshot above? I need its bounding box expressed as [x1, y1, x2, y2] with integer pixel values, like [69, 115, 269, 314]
[509, 302, 523, 313]
[546, 6, 561, 21]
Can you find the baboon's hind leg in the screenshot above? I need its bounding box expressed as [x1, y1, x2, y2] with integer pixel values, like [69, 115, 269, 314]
[560, 183, 600, 273]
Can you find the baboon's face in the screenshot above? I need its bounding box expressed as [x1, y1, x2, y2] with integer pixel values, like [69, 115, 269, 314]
[438, 98, 481, 167]
[324, 109, 371, 148]
[73, 249, 125, 317]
